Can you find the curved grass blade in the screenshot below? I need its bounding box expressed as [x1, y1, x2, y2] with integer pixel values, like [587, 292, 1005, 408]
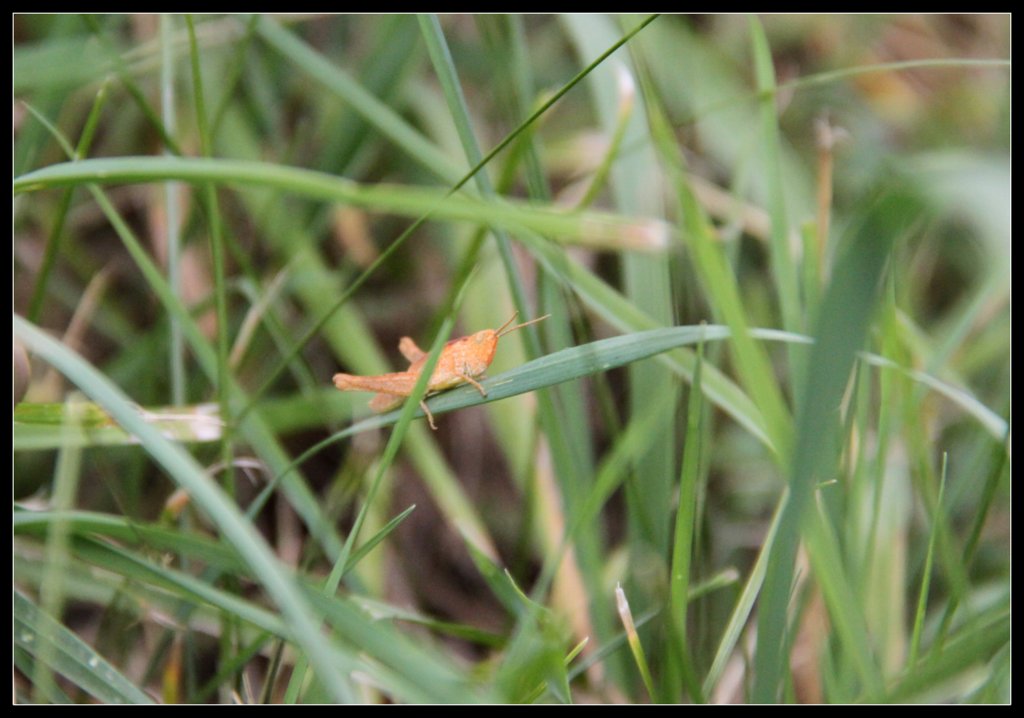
[15, 589, 156, 704]
[14, 156, 666, 248]
[14, 508, 248, 576]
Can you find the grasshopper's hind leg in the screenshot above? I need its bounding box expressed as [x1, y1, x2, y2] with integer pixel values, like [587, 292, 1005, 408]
[398, 337, 426, 364]
[369, 393, 403, 413]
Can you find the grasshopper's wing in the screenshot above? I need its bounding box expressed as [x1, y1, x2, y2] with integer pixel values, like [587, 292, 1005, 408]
[336, 371, 424, 415]
[398, 336, 426, 364]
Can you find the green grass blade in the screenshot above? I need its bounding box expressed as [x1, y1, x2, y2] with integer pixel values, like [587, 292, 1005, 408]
[752, 185, 927, 701]
[749, 16, 801, 339]
[868, 606, 1009, 703]
[15, 589, 156, 704]
[159, 15, 186, 406]
[185, 15, 235, 508]
[25, 79, 109, 323]
[909, 454, 948, 665]
[803, 503, 885, 696]
[14, 156, 665, 248]
[666, 332, 707, 702]
[702, 491, 785, 696]
[15, 508, 248, 575]
[32, 395, 86, 702]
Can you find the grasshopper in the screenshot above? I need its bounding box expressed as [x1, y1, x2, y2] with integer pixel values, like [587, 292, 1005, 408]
[333, 313, 550, 429]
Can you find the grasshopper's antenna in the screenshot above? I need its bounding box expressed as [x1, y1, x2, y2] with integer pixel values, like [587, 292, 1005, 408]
[495, 312, 520, 336]
[496, 313, 551, 338]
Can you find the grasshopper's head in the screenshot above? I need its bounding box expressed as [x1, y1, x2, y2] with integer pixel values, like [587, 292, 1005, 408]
[461, 328, 500, 374]
[458, 314, 550, 376]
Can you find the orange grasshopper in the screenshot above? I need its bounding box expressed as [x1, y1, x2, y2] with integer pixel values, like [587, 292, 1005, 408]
[333, 313, 550, 429]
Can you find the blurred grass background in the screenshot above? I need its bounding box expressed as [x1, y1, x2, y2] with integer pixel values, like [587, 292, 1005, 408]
[13, 14, 1010, 704]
